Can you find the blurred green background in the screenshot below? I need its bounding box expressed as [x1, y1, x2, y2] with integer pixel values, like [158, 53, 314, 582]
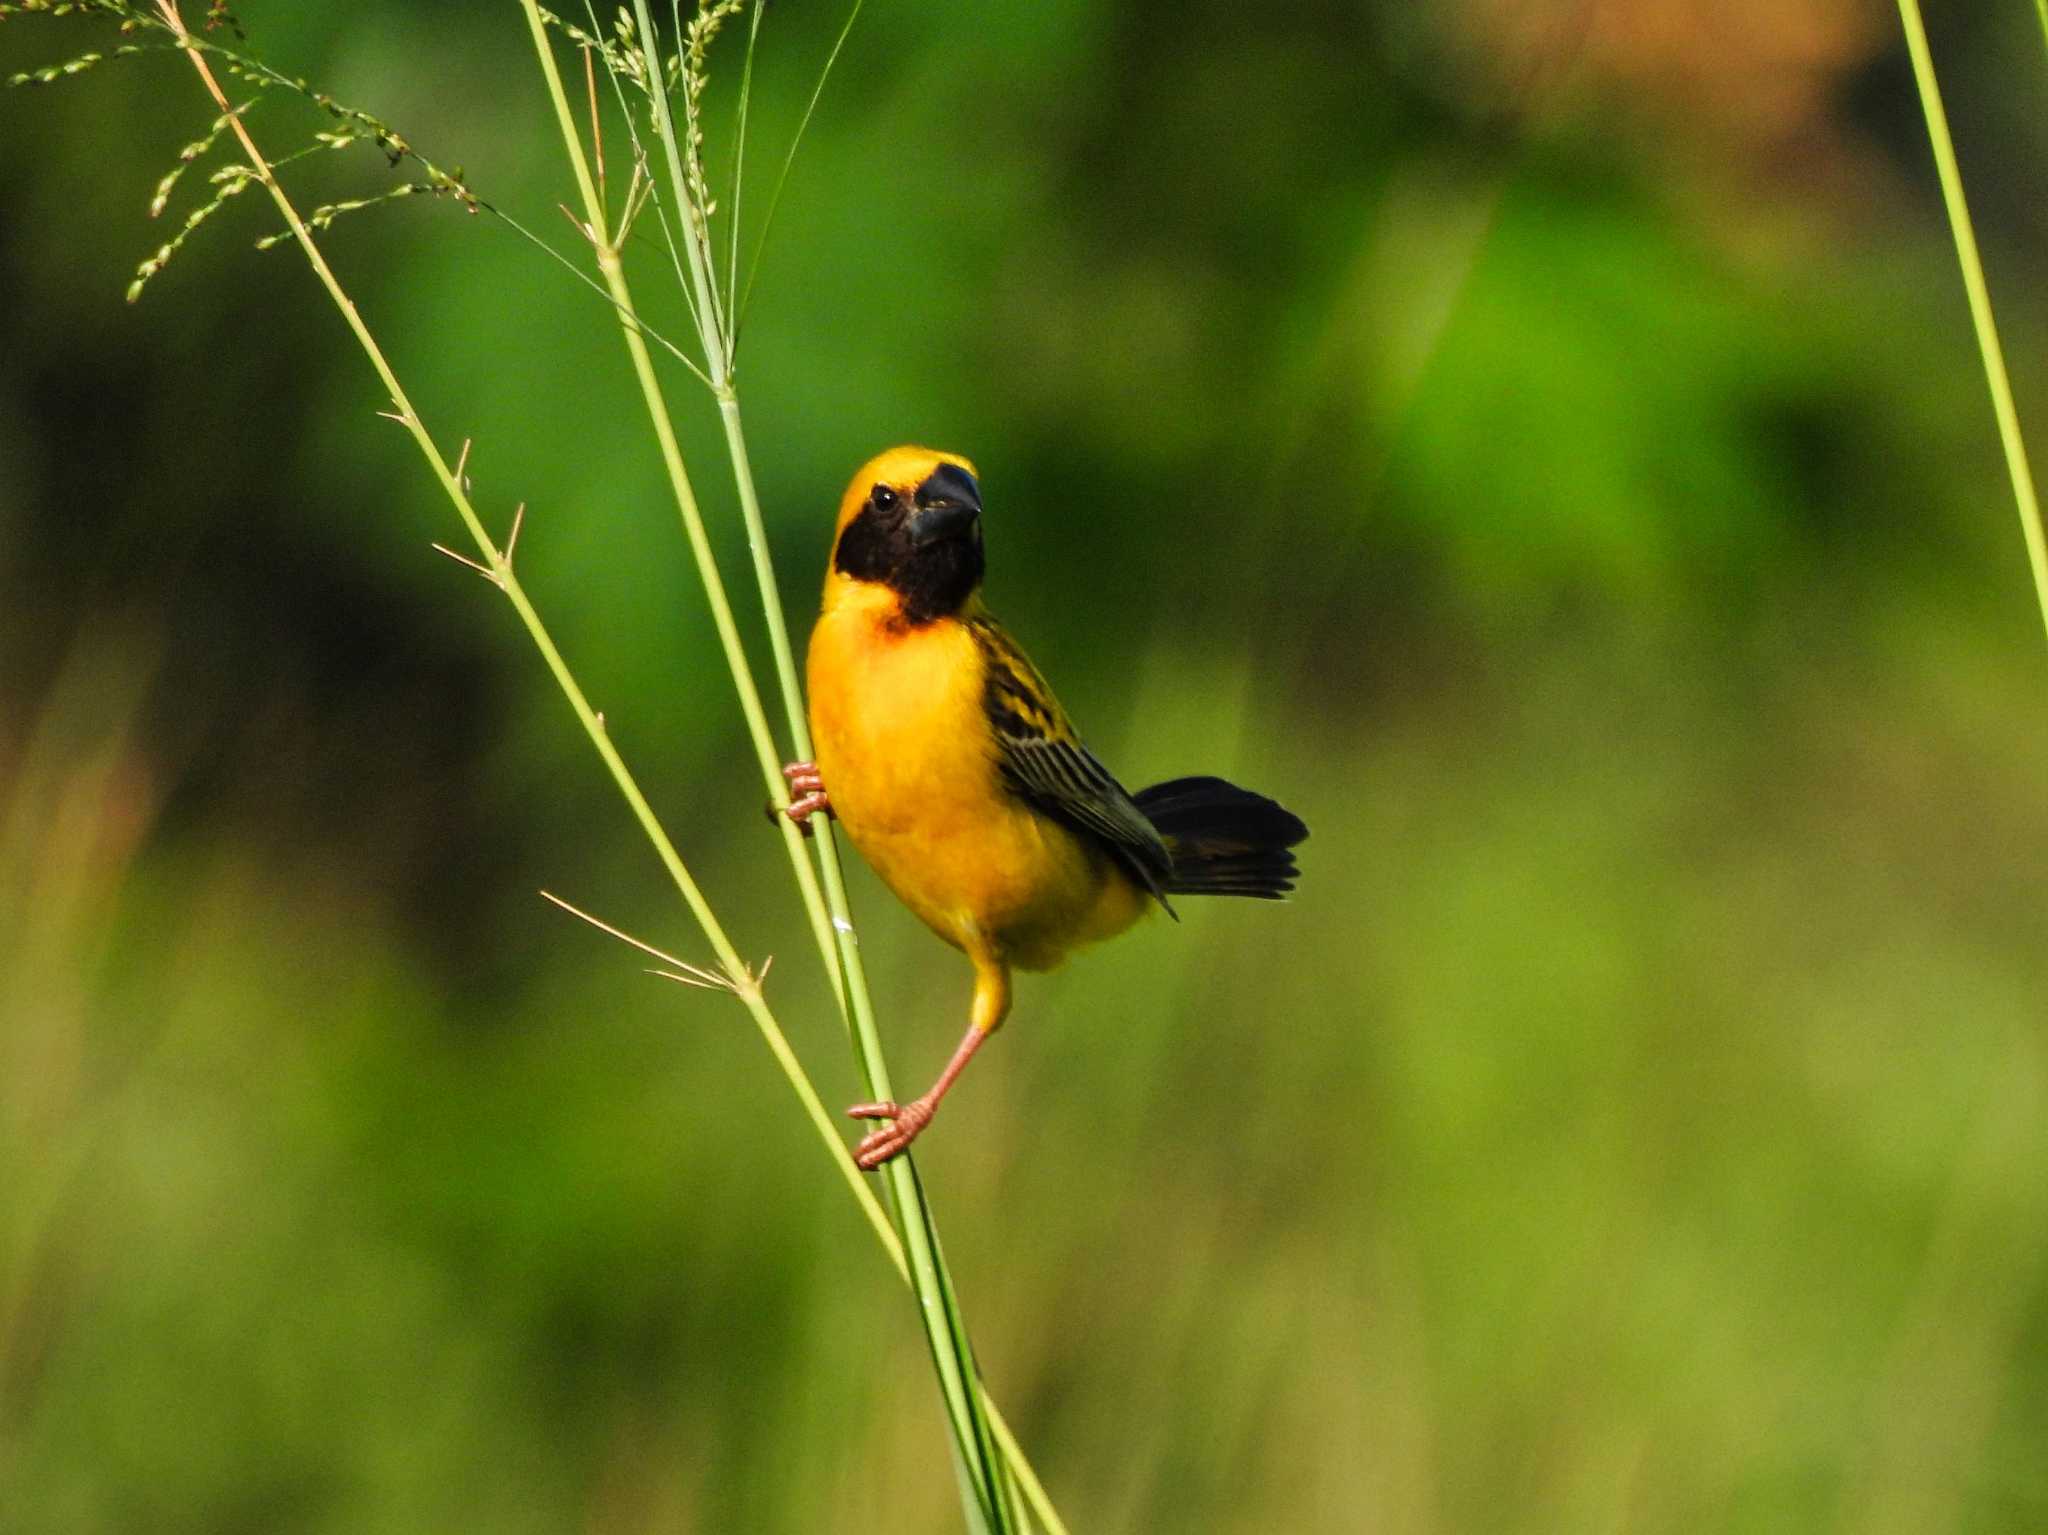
[5, 1, 2048, 1530]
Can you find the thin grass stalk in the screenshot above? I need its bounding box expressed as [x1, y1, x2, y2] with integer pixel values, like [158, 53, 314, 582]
[737, 0, 863, 332]
[1895, 0, 2048, 649]
[522, 6, 1046, 1529]
[512, 1, 849, 1024]
[703, 393, 908, 1123]
[711, 241, 1032, 1535]
[636, 7, 1025, 1524]
[724, 1, 762, 331]
[618, 1, 1018, 1522]
[145, 0, 906, 1256]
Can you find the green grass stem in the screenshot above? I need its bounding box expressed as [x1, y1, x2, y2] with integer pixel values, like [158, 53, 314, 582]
[1896, 0, 2048, 650]
[525, 4, 1048, 1528]
[618, 0, 1021, 1520]
[516, 0, 849, 1019]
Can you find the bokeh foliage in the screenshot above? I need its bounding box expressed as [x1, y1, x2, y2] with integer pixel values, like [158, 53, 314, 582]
[4, 2, 2047, 1530]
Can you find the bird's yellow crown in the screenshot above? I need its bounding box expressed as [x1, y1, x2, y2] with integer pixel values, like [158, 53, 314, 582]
[835, 445, 979, 536]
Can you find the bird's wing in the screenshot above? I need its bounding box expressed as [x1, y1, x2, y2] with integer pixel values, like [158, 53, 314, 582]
[968, 615, 1175, 905]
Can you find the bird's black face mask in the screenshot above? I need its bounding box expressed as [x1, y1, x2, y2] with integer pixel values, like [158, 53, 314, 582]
[834, 462, 985, 624]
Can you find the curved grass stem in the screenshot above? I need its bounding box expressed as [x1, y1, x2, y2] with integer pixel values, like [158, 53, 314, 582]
[149, 0, 904, 1251]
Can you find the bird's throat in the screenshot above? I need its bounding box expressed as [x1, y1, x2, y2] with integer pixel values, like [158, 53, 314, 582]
[833, 508, 984, 626]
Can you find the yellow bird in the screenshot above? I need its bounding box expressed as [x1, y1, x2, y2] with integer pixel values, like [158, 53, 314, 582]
[785, 446, 1307, 1168]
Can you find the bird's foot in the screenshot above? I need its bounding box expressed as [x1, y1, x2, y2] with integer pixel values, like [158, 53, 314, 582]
[847, 1095, 936, 1170]
[775, 761, 832, 836]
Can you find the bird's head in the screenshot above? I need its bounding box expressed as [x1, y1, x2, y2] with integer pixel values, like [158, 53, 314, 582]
[828, 446, 984, 625]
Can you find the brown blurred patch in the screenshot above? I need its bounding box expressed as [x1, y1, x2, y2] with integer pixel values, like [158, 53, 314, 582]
[1453, 0, 1891, 216]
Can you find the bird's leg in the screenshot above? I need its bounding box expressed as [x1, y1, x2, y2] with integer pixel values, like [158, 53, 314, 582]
[848, 959, 1010, 1170]
[847, 1024, 990, 1169]
[777, 760, 832, 835]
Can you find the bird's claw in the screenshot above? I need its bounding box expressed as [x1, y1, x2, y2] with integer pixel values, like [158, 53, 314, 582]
[775, 761, 832, 835]
[847, 1097, 933, 1170]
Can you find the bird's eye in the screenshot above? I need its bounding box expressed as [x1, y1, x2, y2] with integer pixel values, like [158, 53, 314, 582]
[871, 484, 899, 512]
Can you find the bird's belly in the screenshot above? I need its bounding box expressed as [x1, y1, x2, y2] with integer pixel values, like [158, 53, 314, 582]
[857, 788, 1143, 970]
[809, 616, 1146, 968]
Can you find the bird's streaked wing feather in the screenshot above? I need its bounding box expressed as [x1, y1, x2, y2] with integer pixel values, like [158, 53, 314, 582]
[968, 615, 1174, 905]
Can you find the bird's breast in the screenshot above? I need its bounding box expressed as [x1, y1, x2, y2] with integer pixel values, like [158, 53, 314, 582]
[808, 607, 996, 832]
[806, 603, 1140, 965]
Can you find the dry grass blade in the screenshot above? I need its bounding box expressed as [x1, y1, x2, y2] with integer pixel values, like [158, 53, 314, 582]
[429, 541, 498, 583]
[539, 888, 757, 995]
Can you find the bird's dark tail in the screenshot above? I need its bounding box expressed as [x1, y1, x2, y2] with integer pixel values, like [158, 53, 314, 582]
[1133, 775, 1307, 899]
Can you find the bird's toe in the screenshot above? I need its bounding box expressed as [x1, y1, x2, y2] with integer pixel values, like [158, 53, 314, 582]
[848, 1099, 932, 1169]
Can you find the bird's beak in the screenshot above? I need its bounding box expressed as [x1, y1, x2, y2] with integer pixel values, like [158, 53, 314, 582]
[909, 463, 982, 547]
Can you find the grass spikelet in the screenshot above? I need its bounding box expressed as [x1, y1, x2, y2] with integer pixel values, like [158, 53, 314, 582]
[679, 0, 745, 231]
[148, 97, 251, 215]
[6, 38, 160, 84]
[0, 1, 130, 18]
[253, 180, 428, 249]
[537, 3, 635, 80]
[126, 159, 254, 301]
